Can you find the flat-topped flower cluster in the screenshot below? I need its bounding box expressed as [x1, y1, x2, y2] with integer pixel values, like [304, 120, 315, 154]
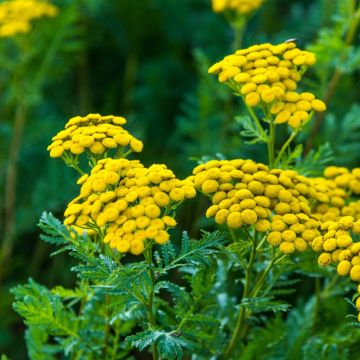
[208, 42, 326, 129]
[48, 114, 143, 159]
[65, 158, 196, 255]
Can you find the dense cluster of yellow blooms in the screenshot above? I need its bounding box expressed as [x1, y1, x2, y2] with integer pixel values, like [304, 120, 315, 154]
[208, 42, 326, 129]
[311, 166, 360, 222]
[64, 158, 196, 255]
[324, 166, 360, 195]
[0, 0, 58, 37]
[189, 159, 326, 254]
[311, 217, 360, 320]
[47, 114, 143, 160]
[211, 0, 263, 14]
[191, 159, 360, 319]
[190, 159, 360, 256]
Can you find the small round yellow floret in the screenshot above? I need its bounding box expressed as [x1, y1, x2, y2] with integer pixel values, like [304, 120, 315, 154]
[337, 260, 352, 276]
[318, 252, 332, 266]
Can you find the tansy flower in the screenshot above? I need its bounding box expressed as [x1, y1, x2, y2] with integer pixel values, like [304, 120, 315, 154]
[208, 41, 326, 129]
[0, 0, 58, 37]
[311, 169, 360, 222]
[64, 158, 196, 255]
[48, 113, 143, 162]
[190, 158, 328, 254]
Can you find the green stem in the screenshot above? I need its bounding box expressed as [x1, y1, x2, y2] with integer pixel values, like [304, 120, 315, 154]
[224, 234, 257, 358]
[255, 234, 268, 250]
[267, 117, 276, 168]
[103, 295, 110, 359]
[274, 131, 297, 166]
[71, 163, 85, 176]
[1, 103, 27, 282]
[250, 250, 278, 298]
[110, 320, 121, 360]
[312, 277, 321, 334]
[232, 20, 245, 50]
[228, 226, 237, 242]
[321, 274, 338, 298]
[61, 154, 85, 175]
[144, 247, 159, 360]
[244, 102, 268, 140]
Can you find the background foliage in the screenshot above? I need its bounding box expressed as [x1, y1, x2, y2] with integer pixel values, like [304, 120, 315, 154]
[1, 0, 360, 358]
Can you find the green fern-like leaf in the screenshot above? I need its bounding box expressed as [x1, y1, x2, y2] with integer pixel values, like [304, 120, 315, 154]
[236, 115, 268, 144]
[295, 143, 333, 176]
[155, 231, 226, 274]
[12, 279, 79, 338]
[241, 297, 291, 313]
[38, 212, 69, 246]
[127, 329, 193, 360]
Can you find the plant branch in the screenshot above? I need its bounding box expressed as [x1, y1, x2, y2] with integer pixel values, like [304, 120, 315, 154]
[1, 103, 27, 282]
[223, 233, 257, 358]
[144, 247, 159, 360]
[244, 103, 268, 140]
[267, 116, 276, 168]
[103, 295, 110, 359]
[250, 248, 278, 298]
[275, 131, 297, 166]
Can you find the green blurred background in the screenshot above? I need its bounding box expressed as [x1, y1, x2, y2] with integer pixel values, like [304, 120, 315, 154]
[1, 0, 360, 358]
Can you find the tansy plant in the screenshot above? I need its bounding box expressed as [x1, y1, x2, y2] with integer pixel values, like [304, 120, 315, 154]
[11, 42, 360, 360]
[208, 41, 327, 167]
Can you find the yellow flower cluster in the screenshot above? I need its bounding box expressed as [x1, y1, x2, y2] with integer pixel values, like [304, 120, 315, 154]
[211, 0, 263, 14]
[267, 213, 319, 254]
[311, 167, 360, 222]
[0, 0, 58, 37]
[311, 217, 360, 320]
[208, 42, 326, 128]
[47, 114, 143, 159]
[312, 217, 359, 265]
[310, 177, 349, 221]
[192, 159, 360, 319]
[324, 166, 360, 195]
[64, 158, 196, 255]
[189, 159, 327, 254]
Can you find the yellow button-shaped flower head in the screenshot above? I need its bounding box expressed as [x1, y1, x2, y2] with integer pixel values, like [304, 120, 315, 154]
[145, 204, 161, 219]
[154, 230, 170, 245]
[255, 219, 270, 232]
[130, 240, 145, 255]
[350, 265, 360, 282]
[245, 92, 260, 107]
[241, 209, 257, 225]
[227, 212, 243, 229]
[337, 260, 352, 276]
[280, 241, 295, 254]
[318, 252, 332, 266]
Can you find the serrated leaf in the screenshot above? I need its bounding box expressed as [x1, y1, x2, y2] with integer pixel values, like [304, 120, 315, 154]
[127, 330, 192, 360]
[241, 297, 291, 313]
[156, 231, 226, 274]
[295, 142, 333, 176]
[278, 143, 303, 169]
[236, 115, 268, 144]
[38, 212, 69, 246]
